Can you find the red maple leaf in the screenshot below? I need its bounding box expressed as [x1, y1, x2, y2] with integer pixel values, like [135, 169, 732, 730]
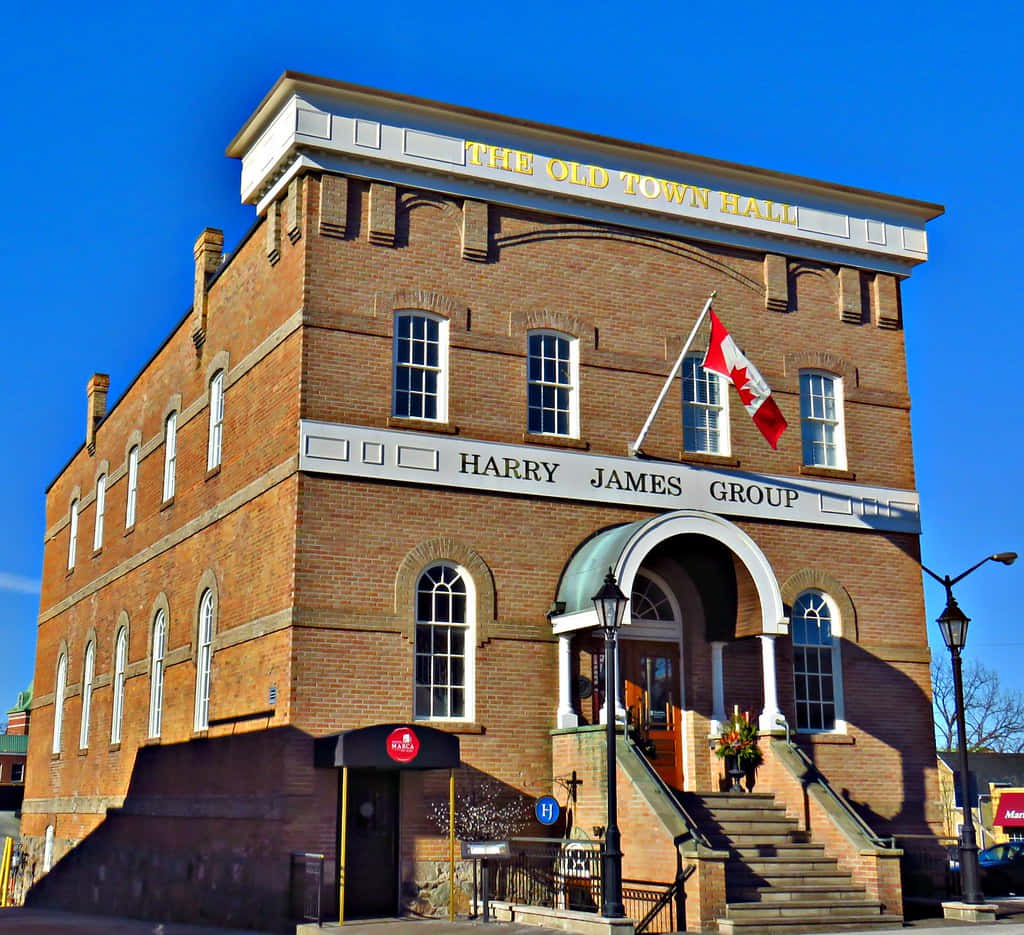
[729, 365, 757, 406]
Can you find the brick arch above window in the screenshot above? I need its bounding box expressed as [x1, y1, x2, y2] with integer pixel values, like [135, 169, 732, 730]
[373, 288, 469, 332]
[93, 460, 110, 487]
[113, 610, 131, 656]
[783, 351, 858, 386]
[394, 538, 496, 643]
[124, 429, 143, 461]
[508, 307, 594, 346]
[779, 568, 858, 643]
[161, 393, 183, 425]
[81, 627, 98, 672]
[191, 569, 219, 661]
[204, 350, 230, 389]
[146, 592, 171, 674]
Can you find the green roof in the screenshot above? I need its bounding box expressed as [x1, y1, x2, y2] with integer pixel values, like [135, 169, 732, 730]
[0, 735, 28, 754]
[7, 682, 32, 715]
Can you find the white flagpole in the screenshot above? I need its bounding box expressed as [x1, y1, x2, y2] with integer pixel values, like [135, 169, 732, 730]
[628, 291, 716, 457]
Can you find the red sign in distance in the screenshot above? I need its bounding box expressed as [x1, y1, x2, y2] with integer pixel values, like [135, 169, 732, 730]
[386, 727, 420, 763]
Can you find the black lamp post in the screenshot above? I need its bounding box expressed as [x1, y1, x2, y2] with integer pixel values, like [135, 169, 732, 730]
[923, 552, 1017, 905]
[592, 568, 628, 919]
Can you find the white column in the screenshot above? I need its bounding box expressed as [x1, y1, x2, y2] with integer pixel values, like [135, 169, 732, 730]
[758, 633, 783, 733]
[557, 634, 578, 728]
[709, 640, 726, 736]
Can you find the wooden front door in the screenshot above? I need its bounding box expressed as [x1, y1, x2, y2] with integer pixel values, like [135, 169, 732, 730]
[622, 640, 684, 790]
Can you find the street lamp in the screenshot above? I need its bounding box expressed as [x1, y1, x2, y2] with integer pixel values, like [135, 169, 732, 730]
[923, 552, 1017, 905]
[592, 568, 628, 919]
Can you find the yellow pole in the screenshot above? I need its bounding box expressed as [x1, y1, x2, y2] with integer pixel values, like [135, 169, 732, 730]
[0, 836, 12, 908]
[449, 768, 456, 922]
[339, 767, 349, 926]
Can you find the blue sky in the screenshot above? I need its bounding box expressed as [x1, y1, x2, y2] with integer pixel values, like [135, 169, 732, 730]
[1, 1, 1020, 718]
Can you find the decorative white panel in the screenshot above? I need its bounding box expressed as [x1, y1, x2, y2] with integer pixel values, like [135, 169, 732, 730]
[354, 119, 381, 149]
[403, 129, 465, 165]
[296, 106, 331, 140]
[798, 207, 851, 239]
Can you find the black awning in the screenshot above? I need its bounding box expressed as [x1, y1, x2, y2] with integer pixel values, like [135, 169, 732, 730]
[314, 723, 461, 770]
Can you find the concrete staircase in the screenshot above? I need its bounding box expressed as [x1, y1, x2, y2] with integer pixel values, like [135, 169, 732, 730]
[680, 791, 902, 935]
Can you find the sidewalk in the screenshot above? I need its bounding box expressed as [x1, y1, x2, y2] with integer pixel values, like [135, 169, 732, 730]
[6, 905, 1024, 934]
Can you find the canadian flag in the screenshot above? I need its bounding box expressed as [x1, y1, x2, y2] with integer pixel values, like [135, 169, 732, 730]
[702, 310, 787, 449]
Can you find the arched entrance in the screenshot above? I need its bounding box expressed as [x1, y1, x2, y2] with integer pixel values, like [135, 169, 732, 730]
[551, 510, 788, 791]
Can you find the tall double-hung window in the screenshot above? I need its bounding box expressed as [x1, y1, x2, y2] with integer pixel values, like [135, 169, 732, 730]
[682, 354, 729, 454]
[207, 371, 224, 470]
[52, 653, 67, 754]
[792, 591, 845, 732]
[125, 446, 139, 527]
[414, 564, 473, 721]
[67, 499, 79, 570]
[194, 590, 214, 731]
[149, 610, 167, 738]
[527, 331, 578, 437]
[163, 412, 178, 501]
[79, 641, 95, 749]
[800, 372, 846, 469]
[93, 474, 106, 551]
[393, 312, 448, 421]
[111, 628, 128, 744]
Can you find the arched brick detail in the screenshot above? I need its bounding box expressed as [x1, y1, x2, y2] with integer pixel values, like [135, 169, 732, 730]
[205, 350, 230, 389]
[394, 538, 496, 644]
[192, 569, 219, 662]
[145, 593, 171, 675]
[81, 628, 98, 679]
[508, 307, 594, 346]
[375, 289, 469, 332]
[779, 568, 858, 642]
[783, 350, 858, 385]
[113, 611, 131, 660]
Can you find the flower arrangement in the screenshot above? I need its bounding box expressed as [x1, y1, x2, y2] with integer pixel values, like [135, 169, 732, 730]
[713, 708, 763, 768]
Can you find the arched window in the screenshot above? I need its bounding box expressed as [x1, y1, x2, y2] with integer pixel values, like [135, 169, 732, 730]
[93, 475, 106, 551]
[125, 445, 139, 528]
[67, 499, 79, 570]
[194, 590, 214, 730]
[52, 654, 67, 754]
[527, 330, 579, 437]
[111, 628, 128, 743]
[79, 641, 95, 749]
[393, 311, 449, 422]
[414, 564, 473, 720]
[207, 371, 224, 470]
[631, 574, 675, 622]
[792, 590, 845, 732]
[162, 411, 177, 501]
[149, 610, 167, 738]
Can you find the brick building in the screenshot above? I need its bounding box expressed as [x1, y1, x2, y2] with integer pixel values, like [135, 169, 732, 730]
[22, 72, 944, 931]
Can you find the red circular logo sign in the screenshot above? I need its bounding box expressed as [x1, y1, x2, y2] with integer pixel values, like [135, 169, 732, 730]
[386, 727, 420, 763]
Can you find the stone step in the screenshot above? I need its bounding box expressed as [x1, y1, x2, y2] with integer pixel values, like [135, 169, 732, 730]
[726, 868, 853, 888]
[720, 832, 811, 849]
[727, 883, 868, 902]
[732, 856, 840, 875]
[729, 843, 826, 860]
[708, 813, 796, 829]
[716, 913, 903, 935]
[726, 898, 885, 920]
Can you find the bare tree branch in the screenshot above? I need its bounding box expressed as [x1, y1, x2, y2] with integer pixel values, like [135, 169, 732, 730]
[933, 660, 1024, 753]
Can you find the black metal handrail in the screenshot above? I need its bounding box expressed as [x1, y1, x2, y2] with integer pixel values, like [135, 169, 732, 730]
[775, 718, 895, 849]
[631, 866, 692, 934]
[624, 728, 712, 849]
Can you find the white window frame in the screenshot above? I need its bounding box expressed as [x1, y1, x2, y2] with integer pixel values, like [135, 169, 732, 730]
[79, 641, 95, 749]
[413, 563, 475, 722]
[526, 330, 579, 438]
[682, 353, 730, 455]
[799, 370, 847, 469]
[194, 590, 214, 731]
[92, 475, 106, 552]
[392, 311, 449, 422]
[162, 412, 177, 501]
[43, 825, 54, 872]
[791, 590, 846, 734]
[125, 445, 139, 528]
[67, 500, 79, 570]
[149, 610, 167, 738]
[207, 371, 224, 470]
[52, 654, 67, 754]
[111, 628, 128, 744]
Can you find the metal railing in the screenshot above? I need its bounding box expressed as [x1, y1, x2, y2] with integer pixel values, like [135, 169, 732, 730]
[486, 838, 684, 932]
[289, 852, 325, 925]
[774, 718, 895, 849]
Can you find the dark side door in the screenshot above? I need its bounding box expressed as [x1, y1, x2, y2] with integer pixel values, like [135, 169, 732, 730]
[342, 768, 400, 918]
